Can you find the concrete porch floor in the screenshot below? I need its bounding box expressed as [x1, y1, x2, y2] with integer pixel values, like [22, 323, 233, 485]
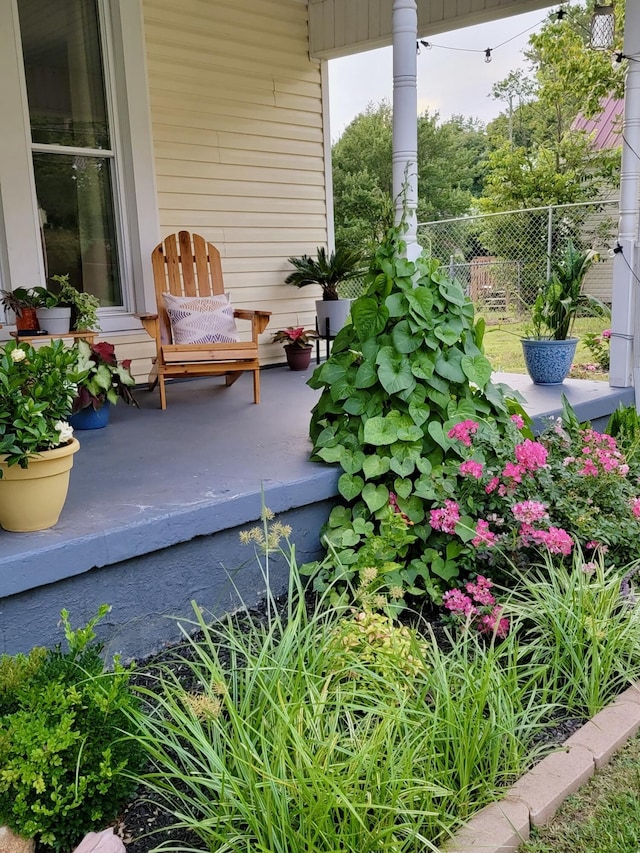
[0, 365, 633, 658]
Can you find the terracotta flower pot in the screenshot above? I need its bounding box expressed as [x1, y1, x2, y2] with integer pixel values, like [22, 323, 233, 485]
[0, 826, 35, 853]
[0, 438, 80, 531]
[15, 308, 39, 333]
[284, 344, 312, 371]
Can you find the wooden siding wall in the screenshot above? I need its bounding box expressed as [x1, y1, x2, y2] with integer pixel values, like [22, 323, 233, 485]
[135, 0, 328, 371]
[308, 0, 555, 58]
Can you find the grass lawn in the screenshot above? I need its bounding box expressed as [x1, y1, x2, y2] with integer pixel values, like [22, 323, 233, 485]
[520, 734, 640, 852]
[479, 314, 610, 379]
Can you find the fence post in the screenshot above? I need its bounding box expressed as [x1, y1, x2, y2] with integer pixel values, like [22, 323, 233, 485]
[546, 205, 553, 281]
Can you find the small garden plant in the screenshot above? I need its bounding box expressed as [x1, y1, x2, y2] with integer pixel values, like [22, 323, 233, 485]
[0, 606, 144, 852]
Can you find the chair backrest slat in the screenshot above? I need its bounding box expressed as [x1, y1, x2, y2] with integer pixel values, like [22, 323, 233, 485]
[193, 233, 211, 296]
[179, 231, 197, 296]
[163, 234, 182, 295]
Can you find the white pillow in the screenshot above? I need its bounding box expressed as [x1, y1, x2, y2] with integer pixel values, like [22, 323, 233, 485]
[163, 293, 239, 344]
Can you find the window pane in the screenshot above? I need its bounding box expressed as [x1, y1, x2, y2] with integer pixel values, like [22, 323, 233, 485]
[34, 152, 121, 306]
[18, 0, 109, 149]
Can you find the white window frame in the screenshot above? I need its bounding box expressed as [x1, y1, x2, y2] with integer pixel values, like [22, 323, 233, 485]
[0, 0, 159, 334]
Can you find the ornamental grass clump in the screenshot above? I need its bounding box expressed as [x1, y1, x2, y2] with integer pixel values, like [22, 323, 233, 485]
[508, 552, 640, 719]
[128, 532, 551, 852]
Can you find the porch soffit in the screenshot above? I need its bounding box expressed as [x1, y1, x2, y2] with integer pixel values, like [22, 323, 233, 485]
[308, 0, 558, 59]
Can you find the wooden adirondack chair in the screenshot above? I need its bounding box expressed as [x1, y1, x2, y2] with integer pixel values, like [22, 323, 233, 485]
[138, 232, 271, 409]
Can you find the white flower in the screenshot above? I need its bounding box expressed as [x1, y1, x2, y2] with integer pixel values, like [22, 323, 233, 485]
[10, 348, 26, 363]
[54, 421, 74, 445]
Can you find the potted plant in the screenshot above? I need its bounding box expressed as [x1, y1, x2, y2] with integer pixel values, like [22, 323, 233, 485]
[33, 274, 101, 334]
[0, 339, 86, 531]
[521, 241, 601, 385]
[272, 326, 319, 370]
[285, 246, 364, 337]
[0, 287, 40, 333]
[70, 339, 138, 430]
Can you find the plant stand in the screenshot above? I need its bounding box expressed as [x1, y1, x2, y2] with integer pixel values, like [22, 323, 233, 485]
[315, 316, 335, 364]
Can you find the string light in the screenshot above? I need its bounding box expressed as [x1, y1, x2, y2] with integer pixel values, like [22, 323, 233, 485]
[415, 7, 568, 64]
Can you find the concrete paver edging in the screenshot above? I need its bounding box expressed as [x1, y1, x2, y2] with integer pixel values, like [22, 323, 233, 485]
[443, 683, 640, 853]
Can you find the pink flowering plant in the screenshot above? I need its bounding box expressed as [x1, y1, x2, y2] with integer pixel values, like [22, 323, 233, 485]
[582, 328, 610, 372]
[426, 399, 640, 586]
[442, 575, 510, 639]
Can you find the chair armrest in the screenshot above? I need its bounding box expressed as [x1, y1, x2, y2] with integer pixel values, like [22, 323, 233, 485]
[135, 312, 159, 321]
[234, 309, 271, 336]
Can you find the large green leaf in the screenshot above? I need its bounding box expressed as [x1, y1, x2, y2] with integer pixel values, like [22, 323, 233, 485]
[396, 495, 425, 523]
[376, 347, 415, 395]
[435, 348, 466, 383]
[434, 317, 464, 346]
[362, 483, 389, 513]
[461, 354, 493, 388]
[340, 449, 366, 475]
[316, 445, 345, 464]
[354, 360, 378, 389]
[410, 353, 436, 380]
[406, 288, 433, 321]
[362, 454, 391, 480]
[394, 477, 413, 499]
[351, 297, 389, 341]
[392, 320, 423, 354]
[363, 414, 400, 445]
[338, 473, 364, 502]
[437, 278, 468, 307]
[385, 292, 408, 318]
[427, 421, 451, 450]
[343, 392, 368, 415]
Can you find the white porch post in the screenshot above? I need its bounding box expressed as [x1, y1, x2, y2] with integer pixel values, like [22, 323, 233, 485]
[392, 0, 421, 261]
[610, 0, 640, 392]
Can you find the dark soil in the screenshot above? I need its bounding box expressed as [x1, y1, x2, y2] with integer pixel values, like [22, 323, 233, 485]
[104, 596, 586, 853]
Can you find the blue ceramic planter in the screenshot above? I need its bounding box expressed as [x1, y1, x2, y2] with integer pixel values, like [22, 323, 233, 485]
[521, 338, 578, 385]
[69, 401, 111, 430]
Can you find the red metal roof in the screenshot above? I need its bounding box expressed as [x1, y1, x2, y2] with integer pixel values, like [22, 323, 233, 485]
[572, 96, 623, 150]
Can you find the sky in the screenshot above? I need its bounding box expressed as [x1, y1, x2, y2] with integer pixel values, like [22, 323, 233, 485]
[328, 8, 550, 141]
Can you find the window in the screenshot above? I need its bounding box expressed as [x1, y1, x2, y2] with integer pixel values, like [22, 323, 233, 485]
[0, 0, 158, 332]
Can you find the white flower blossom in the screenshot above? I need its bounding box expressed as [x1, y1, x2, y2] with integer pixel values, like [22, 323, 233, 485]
[54, 421, 74, 445]
[10, 348, 26, 363]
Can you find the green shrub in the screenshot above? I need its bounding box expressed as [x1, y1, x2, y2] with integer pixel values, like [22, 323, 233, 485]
[0, 606, 144, 852]
[306, 225, 525, 604]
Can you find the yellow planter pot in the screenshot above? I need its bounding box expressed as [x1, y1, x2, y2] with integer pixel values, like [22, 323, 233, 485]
[0, 438, 80, 532]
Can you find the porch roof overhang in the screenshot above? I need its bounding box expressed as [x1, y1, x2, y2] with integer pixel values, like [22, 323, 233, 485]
[308, 0, 558, 59]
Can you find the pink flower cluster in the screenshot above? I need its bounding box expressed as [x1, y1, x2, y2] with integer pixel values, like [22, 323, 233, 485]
[573, 429, 629, 477]
[447, 420, 479, 447]
[460, 460, 484, 479]
[511, 500, 548, 524]
[472, 519, 498, 547]
[443, 576, 509, 638]
[430, 499, 460, 534]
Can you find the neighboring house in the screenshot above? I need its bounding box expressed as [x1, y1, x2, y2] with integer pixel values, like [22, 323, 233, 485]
[572, 97, 624, 304]
[0, 0, 567, 380]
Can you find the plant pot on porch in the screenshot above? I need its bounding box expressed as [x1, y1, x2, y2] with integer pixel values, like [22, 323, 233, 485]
[0, 437, 80, 531]
[521, 337, 578, 385]
[15, 308, 40, 333]
[284, 344, 313, 371]
[0, 826, 34, 853]
[316, 299, 352, 338]
[69, 401, 111, 430]
[35, 306, 71, 334]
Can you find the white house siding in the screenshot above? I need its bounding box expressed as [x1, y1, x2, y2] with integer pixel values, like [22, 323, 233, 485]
[308, 0, 556, 58]
[135, 0, 329, 370]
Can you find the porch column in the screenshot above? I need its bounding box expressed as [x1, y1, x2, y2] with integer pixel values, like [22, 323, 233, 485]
[610, 0, 640, 393]
[392, 0, 421, 261]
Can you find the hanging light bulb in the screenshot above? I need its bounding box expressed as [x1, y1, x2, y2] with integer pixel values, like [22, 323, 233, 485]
[484, 48, 492, 63]
[590, 3, 616, 50]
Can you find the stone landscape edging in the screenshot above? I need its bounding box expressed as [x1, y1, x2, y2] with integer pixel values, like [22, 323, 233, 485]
[444, 682, 640, 853]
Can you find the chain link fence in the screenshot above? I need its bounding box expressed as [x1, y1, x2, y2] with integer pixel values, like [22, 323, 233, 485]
[418, 199, 619, 317]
